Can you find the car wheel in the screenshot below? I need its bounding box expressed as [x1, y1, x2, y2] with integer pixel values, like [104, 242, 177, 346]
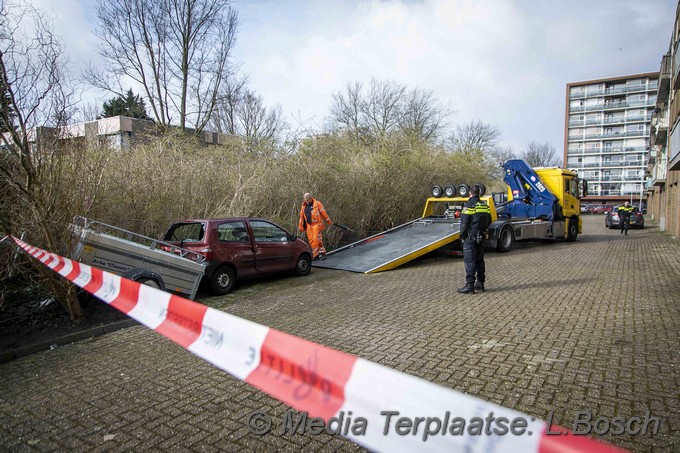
[210, 266, 235, 295]
[294, 253, 312, 276]
[496, 226, 514, 252]
[566, 217, 578, 242]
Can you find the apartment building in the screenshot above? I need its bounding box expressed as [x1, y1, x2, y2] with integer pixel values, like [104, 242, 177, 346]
[564, 73, 659, 209]
[646, 1, 680, 239]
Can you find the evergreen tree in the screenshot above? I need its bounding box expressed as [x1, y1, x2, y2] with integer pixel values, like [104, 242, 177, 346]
[101, 89, 152, 120]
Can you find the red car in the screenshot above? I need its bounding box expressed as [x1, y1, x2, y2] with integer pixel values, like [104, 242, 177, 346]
[591, 205, 613, 214]
[162, 218, 312, 295]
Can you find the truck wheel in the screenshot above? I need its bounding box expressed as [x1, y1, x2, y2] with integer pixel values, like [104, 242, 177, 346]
[458, 184, 469, 197]
[474, 183, 486, 197]
[443, 184, 457, 198]
[210, 266, 235, 295]
[294, 253, 312, 276]
[430, 185, 443, 198]
[566, 217, 579, 242]
[496, 226, 514, 252]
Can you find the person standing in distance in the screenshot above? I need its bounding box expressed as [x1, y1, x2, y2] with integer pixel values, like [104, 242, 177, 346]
[299, 193, 333, 260]
[457, 185, 492, 294]
[618, 201, 634, 235]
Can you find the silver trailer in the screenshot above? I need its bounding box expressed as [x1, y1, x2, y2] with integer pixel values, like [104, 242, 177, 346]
[71, 216, 207, 300]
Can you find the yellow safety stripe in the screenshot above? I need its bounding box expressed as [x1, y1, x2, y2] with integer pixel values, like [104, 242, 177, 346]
[463, 202, 490, 215]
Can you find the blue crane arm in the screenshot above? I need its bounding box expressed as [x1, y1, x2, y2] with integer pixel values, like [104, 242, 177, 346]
[497, 159, 560, 219]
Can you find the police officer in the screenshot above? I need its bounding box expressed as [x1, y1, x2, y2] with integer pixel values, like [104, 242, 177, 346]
[618, 201, 634, 235]
[457, 185, 492, 294]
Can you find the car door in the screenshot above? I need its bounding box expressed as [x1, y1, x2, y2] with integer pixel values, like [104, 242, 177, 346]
[214, 221, 257, 278]
[248, 220, 296, 274]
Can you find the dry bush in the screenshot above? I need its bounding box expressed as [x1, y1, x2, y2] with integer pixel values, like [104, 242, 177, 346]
[1, 129, 497, 313]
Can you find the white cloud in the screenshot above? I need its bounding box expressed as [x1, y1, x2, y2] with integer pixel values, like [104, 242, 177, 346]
[19, 0, 679, 151]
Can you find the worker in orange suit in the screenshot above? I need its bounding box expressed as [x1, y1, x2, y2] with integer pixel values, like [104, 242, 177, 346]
[299, 192, 332, 260]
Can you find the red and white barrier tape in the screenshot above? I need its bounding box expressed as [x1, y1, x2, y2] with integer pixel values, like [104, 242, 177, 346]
[11, 236, 626, 453]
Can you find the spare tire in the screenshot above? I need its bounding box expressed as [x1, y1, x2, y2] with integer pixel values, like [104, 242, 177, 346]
[430, 185, 443, 198]
[474, 183, 487, 197]
[443, 184, 457, 198]
[458, 184, 470, 197]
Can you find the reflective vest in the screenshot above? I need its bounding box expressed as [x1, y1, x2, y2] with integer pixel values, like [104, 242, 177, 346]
[299, 199, 332, 231]
[460, 197, 491, 238]
[618, 205, 634, 219]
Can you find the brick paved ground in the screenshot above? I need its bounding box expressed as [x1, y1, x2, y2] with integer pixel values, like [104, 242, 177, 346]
[0, 215, 678, 452]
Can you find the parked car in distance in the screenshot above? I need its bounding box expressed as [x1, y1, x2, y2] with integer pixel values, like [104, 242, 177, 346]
[162, 218, 312, 295]
[592, 205, 613, 214]
[605, 207, 645, 229]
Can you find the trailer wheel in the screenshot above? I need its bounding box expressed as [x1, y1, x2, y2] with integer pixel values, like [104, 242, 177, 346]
[210, 266, 235, 295]
[430, 185, 443, 198]
[443, 184, 457, 198]
[138, 277, 161, 289]
[566, 217, 579, 242]
[294, 253, 312, 276]
[458, 184, 470, 197]
[474, 183, 486, 197]
[496, 226, 514, 252]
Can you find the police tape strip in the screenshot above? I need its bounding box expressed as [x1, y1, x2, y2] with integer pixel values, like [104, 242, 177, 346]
[11, 236, 626, 453]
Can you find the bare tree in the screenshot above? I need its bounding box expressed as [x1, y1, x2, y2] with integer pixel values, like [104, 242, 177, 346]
[208, 81, 289, 150]
[209, 74, 248, 135]
[0, 0, 81, 319]
[328, 79, 450, 143]
[364, 79, 405, 138]
[88, 0, 238, 134]
[521, 141, 560, 167]
[237, 90, 287, 149]
[399, 88, 451, 142]
[447, 120, 501, 155]
[329, 80, 366, 142]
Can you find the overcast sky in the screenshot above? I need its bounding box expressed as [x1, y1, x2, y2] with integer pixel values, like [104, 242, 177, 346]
[29, 0, 677, 153]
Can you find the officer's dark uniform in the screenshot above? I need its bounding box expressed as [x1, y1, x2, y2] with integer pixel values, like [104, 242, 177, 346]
[457, 194, 491, 294]
[618, 204, 634, 235]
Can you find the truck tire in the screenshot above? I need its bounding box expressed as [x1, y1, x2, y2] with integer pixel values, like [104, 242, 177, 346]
[443, 184, 457, 198]
[458, 184, 469, 197]
[431, 185, 443, 198]
[474, 183, 486, 197]
[294, 253, 312, 276]
[566, 217, 579, 242]
[210, 266, 235, 295]
[496, 225, 514, 252]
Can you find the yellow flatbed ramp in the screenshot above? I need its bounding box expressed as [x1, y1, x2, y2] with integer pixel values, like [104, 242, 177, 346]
[313, 218, 461, 273]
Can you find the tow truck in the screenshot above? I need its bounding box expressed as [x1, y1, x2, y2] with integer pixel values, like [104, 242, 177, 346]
[313, 159, 588, 273]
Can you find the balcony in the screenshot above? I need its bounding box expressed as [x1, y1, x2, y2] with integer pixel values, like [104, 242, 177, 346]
[657, 53, 671, 99]
[651, 109, 669, 145]
[650, 154, 667, 186]
[572, 129, 649, 141]
[674, 44, 680, 90]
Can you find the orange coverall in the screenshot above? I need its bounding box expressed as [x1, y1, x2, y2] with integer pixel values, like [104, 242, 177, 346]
[299, 198, 332, 259]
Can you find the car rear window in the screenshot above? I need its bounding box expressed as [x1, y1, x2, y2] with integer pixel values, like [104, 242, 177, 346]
[164, 222, 205, 242]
